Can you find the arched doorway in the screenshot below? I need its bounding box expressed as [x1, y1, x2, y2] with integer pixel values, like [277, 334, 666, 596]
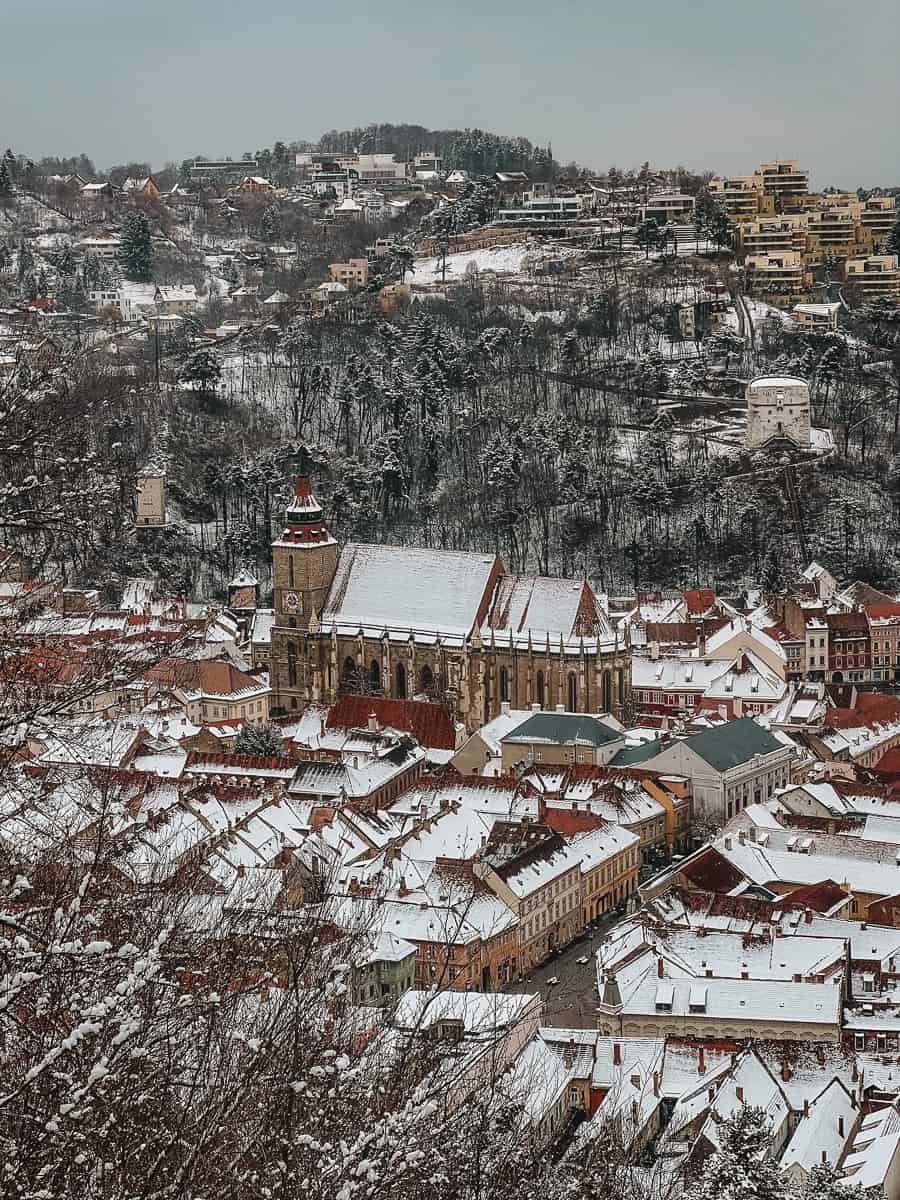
[369, 660, 381, 692]
[536, 670, 545, 709]
[396, 662, 407, 699]
[567, 672, 578, 712]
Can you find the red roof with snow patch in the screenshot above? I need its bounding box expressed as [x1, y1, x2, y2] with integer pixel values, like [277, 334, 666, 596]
[679, 846, 748, 894]
[778, 879, 850, 913]
[543, 808, 605, 835]
[325, 695, 455, 750]
[684, 588, 716, 615]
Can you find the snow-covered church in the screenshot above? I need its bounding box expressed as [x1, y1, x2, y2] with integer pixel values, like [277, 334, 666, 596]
[268, 479, 629, 732]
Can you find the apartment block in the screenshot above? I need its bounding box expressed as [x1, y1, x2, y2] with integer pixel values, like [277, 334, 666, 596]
[744, 251, 811, 297]
[328, 258, 369, 288]
[754, 159, 809, 200]
[806, 208, 871, 261]
[844, 254, 900, 300]
[709, 175, 772, 220]
[737, 215, 807, 257]
[859, 195, 898, 245]
[640, 193, 695, 223]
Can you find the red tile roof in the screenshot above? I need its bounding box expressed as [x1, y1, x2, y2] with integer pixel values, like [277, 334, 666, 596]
[326, 695, 455, 750]
[679, 846, 747, 894]
[778, 879, 850, 913]
[185, 751, 295, 771]
[866, 603, 900, 619]
[874, 748, 900, 776]
[543, 808, 605, 835]
[684, 588, 716, 615]
[824, 694, 900, 730]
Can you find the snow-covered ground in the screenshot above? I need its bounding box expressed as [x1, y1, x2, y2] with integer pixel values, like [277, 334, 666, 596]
[412, 242, 580, 281]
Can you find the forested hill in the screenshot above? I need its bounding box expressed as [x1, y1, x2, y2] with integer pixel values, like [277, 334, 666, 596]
[313, 123, 556, 178]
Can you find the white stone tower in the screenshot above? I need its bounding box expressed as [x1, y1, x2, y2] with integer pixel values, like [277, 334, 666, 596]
[746, 375, 811, 450]
[135, 467, 167, 527]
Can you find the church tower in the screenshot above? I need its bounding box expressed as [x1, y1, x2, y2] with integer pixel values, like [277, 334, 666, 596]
[270, 478, 339, 714]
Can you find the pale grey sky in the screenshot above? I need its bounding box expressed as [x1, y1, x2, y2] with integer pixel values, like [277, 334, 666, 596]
[4, 0, 898, 188]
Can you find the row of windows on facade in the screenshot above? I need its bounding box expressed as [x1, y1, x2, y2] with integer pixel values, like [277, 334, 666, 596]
[326, 657, 621, 712]
[635, 690, 768, 713]
[201, 699, 265, 719]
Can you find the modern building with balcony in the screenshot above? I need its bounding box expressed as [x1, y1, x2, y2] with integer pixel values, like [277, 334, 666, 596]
[737, 216, 807, 258]
[639, 193, 695, 223]
[859, 196, 898, 246]
[805, 208, 870, 261]
[754, 160, 809, 200]
[744, 251, 811, 297]
[709, 175, 771, 220]
[844, 254, 900, 299]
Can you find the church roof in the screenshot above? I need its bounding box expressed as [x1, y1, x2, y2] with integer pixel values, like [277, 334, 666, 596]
[483, 575, 603, 642]
[322, 543, 499, 641]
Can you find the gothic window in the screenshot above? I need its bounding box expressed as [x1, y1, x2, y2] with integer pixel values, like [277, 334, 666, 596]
[536, 670, 545, 708]
[499, 666, 509, 703]
[288, 640, 297, 689]
[419, 664, 435, 696]
[369, 660, 382, 692]
[602, 670, 612, 712]
[288, 555, 295, 587]
[617, 669, 624, 707]
[567, 672, 578, 713]
[342, 656, 358, 692]
[396, 662, 407, 699]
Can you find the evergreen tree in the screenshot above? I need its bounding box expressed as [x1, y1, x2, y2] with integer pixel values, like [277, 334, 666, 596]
[685, 1106, 784, 1200]
[233, 720, 284, 757]
[635, 220, 662, 258]
[179, 346, 222, 394]
[695, 188, 733, 249]
[802, 1162, 883, 1200]
[886, 216, 900, 257]
[16, 237, 33, 280]
[118, 209, 153, 281]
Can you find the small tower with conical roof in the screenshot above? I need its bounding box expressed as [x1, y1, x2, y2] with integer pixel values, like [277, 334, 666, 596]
[270, 478, 339, 714]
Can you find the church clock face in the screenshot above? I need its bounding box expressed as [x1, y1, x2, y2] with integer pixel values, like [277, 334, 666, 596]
[284, 590, 301, 613]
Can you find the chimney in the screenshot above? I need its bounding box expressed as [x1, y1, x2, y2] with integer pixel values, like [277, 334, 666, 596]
[708, 1086, 715, 1103]
[697, 625, 707, 656]
[399, 876, 409, 897]
[653, 1071, 660, 1096]
[821, 1151, 828, 1165]
[698, 1046, 706, 1075]
[724, 836, 732, 850]
[738, 830, 746, 845]
[736, 1086, 744, 1102]
[803, 1098, 809, 1118]
[805, 907, 813, 924]
[838, 1116, 845, 1137]
[782, 1062, 791, 1082]
[705, 968, 713, 978]
[367, 712, 378, 733]
[657, 957, 664, 978]
[613, 1042, 621, 1066]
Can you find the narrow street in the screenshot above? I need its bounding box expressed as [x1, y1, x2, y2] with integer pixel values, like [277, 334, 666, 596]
[507, 909, 625, 1029]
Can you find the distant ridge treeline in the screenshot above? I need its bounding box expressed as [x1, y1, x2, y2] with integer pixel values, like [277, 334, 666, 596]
[313, 122, 558, 179]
